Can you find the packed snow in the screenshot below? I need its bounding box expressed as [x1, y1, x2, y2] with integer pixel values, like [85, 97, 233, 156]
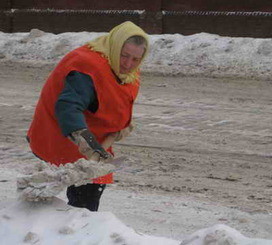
[1, 197, 271, 245]
[0, 29, 272, 244]
[17, 159, 115, 202]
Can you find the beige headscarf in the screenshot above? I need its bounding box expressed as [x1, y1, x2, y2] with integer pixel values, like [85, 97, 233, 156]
[87, 21, 149, 84]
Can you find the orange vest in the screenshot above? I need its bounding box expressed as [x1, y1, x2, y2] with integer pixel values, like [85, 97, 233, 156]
[27, 45, 139, 184]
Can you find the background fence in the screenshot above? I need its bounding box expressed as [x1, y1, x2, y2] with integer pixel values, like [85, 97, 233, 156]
[1, 0, 272, 37]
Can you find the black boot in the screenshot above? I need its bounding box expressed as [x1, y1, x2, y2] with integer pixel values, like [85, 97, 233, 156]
[67, 183, 106, 211]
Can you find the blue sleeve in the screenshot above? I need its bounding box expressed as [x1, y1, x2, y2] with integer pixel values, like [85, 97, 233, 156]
[55, 71, 96, 136]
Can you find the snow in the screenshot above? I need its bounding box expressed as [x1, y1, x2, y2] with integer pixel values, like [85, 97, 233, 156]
[0, 198, 271, 245]
[0, 29, 272, 244]
[17, 158, 115, 202]
[0, 198, 178, 245]
[1, 28, 272, 80]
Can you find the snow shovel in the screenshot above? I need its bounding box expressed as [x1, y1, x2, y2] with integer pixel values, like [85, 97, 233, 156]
[17, 132, 127, 201]
[91, 133, 127, 184]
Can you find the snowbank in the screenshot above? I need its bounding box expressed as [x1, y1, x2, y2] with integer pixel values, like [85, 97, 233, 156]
[1, 29, 272, 80]
[0, 198, 271, 245]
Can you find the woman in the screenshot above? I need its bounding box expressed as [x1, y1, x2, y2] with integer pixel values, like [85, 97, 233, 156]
[27, 21, 149, 211]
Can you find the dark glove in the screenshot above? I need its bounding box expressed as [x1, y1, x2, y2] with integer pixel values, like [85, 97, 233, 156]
[69, 129, 110, 160]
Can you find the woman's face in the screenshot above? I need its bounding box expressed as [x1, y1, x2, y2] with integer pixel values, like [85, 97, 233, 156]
[119, 42, 145, 74]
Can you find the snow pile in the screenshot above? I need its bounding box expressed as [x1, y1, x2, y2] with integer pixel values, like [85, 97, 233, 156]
[180, 224, 272, 245]
[146, 33, 272, 80]
[1, 28, 272, 80]
[17, 159, 114, 202]
[0, 199, 178, 245]
[0, 198, 178, 245]
[0, 198, 271, 245]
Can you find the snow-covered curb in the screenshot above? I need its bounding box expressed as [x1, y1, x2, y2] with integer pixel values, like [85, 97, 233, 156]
[1, 29, 272, 80]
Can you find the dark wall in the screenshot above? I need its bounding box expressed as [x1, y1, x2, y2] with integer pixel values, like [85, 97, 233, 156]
[0, 0, 10, 9]
[1, 0, 272, 37]
[11, 0, 161, 11]
[163, 0, 272, 11]
[10, 0, 272, 12]
[12, 10, 141, 33]
[163, 11, 272, 38]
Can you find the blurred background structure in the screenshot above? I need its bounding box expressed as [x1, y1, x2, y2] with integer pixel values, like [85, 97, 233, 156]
[1, 0, 272, 37]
